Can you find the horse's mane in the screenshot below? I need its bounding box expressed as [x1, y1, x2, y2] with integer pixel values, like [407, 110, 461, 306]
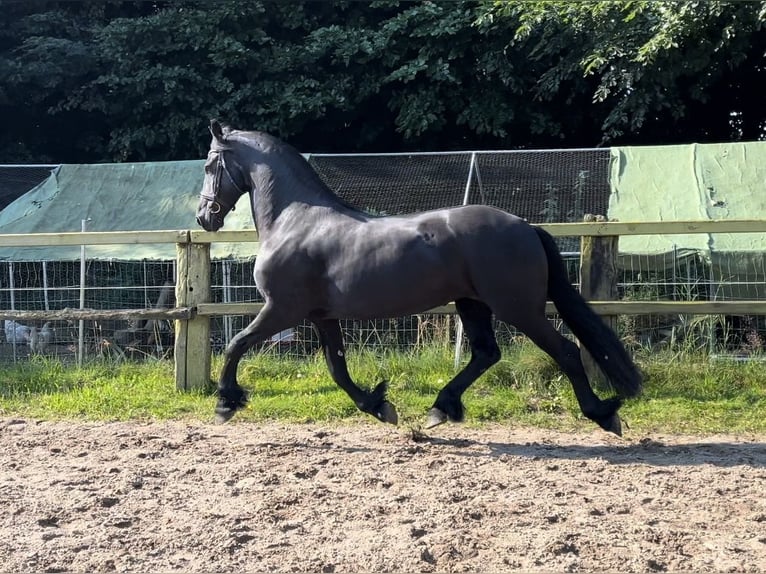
[223, 127, 367, 215]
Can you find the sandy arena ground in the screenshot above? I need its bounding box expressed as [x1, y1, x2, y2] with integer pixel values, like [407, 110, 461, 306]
[1, 418, 765, 572]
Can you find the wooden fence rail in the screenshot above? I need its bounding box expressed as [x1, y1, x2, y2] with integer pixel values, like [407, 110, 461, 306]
[2, 219, 766, 389]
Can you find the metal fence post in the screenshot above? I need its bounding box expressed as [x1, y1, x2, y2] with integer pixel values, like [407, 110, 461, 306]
[78, 218, 91, 368]
[454, 153, 477, 370]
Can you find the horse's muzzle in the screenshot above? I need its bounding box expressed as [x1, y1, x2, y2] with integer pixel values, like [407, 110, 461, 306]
[196, 213, 220, 232]
[195, 215, 210, 231]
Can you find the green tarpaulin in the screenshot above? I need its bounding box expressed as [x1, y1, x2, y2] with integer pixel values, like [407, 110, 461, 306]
[0, 161, 256, 261]
[609, 141, 766, 298]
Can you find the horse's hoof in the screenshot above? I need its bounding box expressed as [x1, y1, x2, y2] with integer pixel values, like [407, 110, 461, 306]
[214, 407, 237, 424]
[424, 407, 448, 429]
[375, 401, 399, 425]
[597, 414, 623, 437]
[215, 386, 248, 424]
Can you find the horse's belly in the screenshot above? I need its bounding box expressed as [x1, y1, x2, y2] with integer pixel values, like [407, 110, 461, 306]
[326, 264, 471, 319]
[334, 294, 455, 320]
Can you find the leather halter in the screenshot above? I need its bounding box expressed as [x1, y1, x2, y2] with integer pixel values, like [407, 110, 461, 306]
[200, 151, 248, 214]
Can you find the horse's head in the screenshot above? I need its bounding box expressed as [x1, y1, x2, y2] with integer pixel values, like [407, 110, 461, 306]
[196, 120, 250, 232]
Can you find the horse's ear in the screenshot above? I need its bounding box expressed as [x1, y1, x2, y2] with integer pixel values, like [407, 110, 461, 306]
[209, 119, 225, 141]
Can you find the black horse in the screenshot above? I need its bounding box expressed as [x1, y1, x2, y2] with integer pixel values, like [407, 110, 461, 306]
[196, 120, 641, 435]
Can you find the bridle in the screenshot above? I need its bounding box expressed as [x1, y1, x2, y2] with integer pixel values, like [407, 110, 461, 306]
[200, 150, 249, 215]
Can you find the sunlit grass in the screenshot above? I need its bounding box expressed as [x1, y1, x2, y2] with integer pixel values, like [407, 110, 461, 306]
[0, 356, 210, 420]
[0, 345, 765, 435]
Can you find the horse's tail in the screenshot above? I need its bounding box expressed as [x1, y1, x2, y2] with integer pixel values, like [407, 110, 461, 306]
[534, 226, 642, 398]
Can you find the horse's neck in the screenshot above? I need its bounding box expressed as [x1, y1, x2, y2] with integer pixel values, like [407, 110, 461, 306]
[249, 167, 355, 234]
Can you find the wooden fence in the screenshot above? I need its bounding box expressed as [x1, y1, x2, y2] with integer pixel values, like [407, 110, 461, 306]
[2, 219, 766, 390]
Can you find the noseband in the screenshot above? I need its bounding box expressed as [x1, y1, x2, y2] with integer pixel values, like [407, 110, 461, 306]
[200, 151, 249, 214]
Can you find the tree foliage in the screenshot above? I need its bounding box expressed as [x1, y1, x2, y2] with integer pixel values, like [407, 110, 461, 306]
[482, 0, 766, 142]
[1, 0, 764, 162]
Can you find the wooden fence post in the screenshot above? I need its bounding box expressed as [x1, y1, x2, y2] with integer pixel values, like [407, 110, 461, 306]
[175, 241, 211, 390]
[579, 214, 619, 390]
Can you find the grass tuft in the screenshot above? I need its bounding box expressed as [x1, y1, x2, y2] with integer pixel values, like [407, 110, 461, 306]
[0, 345, 764, 434]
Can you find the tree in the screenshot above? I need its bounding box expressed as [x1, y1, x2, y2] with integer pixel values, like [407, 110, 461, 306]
[2, 1, 764, 162]
[2, 1, 594, 161]
[58, 0, 550, 160]
[480, 0, 766, 143]
[0, 1, 105, 161]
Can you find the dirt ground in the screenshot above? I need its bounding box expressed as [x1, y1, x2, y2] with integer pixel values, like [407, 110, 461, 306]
[1, 418, 765, 573]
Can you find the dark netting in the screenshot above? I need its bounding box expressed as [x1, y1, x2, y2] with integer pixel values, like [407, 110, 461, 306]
[0, 165, 58, 210]
[471, 150, 611, 252]
[309, 153, 471, 215]
[308, 150, 611, 223]
[469, 150, 611, 223]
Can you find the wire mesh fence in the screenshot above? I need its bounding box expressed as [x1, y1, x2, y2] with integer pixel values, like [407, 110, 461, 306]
[2, 151, 766, 365]
[2, 246, 765, 364]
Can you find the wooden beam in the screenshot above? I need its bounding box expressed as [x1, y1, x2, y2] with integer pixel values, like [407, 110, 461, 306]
[0, 230, 189, 247]
[195, 300, 766, 318]
[585, 300, 766, 315]
[194, 302, 458, 317]
[540, 219, 766, 237]
[0, 307, 193, 322]
[3, 299, 759, 326]
[189, 229, 259, 243]
[0, 220, 764, 249]
[188, 220, 766, 242]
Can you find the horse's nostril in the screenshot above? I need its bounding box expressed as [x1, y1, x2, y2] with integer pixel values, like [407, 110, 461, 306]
[196, 216, 203, 227]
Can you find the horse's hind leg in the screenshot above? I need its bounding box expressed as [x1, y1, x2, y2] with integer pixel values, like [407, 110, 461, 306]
[426, 298, 500, 429]
[312, 318, 398, 425]
[511, 315, 623, 435]
[215, 301, 299, 423]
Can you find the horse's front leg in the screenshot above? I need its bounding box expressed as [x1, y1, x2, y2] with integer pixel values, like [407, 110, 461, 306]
[312, 318, 398, 425]
[216, 302, 297, 423]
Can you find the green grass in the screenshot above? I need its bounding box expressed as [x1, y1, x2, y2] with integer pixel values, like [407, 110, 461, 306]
[1, 344, 765, 434]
